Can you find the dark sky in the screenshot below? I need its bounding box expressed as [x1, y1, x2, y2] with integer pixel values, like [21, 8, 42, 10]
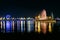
[0, 0, 60, 17]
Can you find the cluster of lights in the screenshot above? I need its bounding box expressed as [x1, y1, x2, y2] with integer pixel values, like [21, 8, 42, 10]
[0, 14, 56, 33]
[0, 15, 35, 33]
[35, 15, 56, 33]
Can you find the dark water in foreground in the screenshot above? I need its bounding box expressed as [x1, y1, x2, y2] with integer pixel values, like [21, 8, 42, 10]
[0, 31, 60, 40]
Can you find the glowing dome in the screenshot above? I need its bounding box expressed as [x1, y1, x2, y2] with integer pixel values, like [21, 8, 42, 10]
[6, 15, 11, 18]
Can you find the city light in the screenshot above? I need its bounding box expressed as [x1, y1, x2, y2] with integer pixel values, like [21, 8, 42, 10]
[0, 10, 58, 34]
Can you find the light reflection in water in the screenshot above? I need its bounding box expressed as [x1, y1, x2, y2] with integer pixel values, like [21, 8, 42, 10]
[6, 21, 11, 33]
[27, 19, 34, 32]
[17, 20, 20, 32]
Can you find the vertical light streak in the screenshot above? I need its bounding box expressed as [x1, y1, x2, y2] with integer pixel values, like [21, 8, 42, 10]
[3, 21, 5, 33]
[21, 21, 24, 32]
[35, 16, 38, 32]
[37, 15, 41, 33]
[48, 16, 52, 32]
[27, 21, 30, 32]
[17, 21, 20, 32]
[3, 17, 5, 32]
[20, 18, 25, 32]
[1, 21, 2, 31]
[12, 21, 14, 32]
[24, 21, 25, 31]
[35, 20, 38, 32]
[49, 22, 52, 32]
[6, 21, 11, 33]
[27, 18, 34, 32]
[37, 21, 41, 33]
[30, 20, 34, 32]
[0, 17, 2, 31]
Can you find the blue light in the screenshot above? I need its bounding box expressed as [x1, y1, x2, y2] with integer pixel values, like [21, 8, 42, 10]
[6, 21, 10, 28]
[6, 21, 11, 33]
[5, 14, 12, 33]
[6, 15, 11, 18]
[10, 21, 13, 32]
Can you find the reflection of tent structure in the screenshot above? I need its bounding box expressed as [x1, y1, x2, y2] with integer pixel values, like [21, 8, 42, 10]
[35, 9, 56, 34]
[35, 9, 47, 34]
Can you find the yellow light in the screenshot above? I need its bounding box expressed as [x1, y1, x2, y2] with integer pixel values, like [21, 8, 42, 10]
[35, 16, 38, 32]
[38, 15, 40, 19]
[49, 22, 52, 32]
[37, 15, 41, 33]
[48, 16, 52, 19]
[1, 21, 2, 29]
[42, 20, 55, 23]
[0, 17, 2, 20]
[35, 20, 38, 32]
[37, 21, 41, 33]
[35, 15, 41, 33]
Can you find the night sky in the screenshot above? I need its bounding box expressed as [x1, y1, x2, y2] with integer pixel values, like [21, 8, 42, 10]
[0, 0, 60, 18]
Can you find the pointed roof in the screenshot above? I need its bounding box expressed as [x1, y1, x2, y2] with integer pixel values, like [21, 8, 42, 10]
[40, 9, 47, 17]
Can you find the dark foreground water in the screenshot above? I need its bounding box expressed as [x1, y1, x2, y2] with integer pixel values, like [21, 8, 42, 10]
[0, 32, 60, 40]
